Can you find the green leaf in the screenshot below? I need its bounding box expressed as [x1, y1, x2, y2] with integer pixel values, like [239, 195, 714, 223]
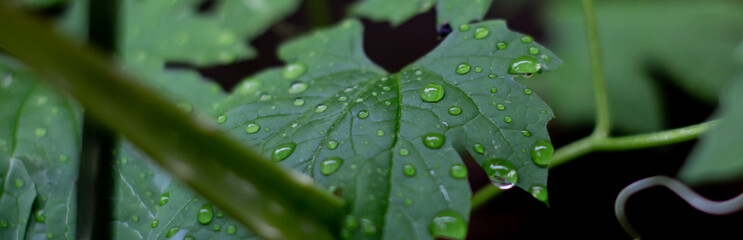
[220, 19, 560, 239]
[0, 4, 345, 239]
[531, 0, 743, 133]
[678, 75, 743, 185]
[0, 59, 82, 240]
[0, 158, 36, 240]
[351, 0, 493, 27]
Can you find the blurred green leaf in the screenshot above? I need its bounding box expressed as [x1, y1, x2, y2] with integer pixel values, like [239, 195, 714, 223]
[219, 19, 560, 239]
[531, 0, 743, 133]
[0, 58, 82, 240]
[678, 74, 743, 185]
[351, 0, 493, 27]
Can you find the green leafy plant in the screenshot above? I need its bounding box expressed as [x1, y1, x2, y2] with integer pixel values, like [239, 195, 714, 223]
[1, 0, 742, 239]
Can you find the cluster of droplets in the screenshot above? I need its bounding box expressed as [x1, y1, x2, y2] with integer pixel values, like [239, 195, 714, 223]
[149, 193, 236, 238]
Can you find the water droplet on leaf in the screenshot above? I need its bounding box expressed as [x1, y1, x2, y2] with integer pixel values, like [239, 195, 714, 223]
[198, 204, 213, 224]
[531, 140, 553, 167]
[496, 42, 507, 50]
[458, 24, 469, 32]
[473, 26, 489, 39]
[166, 227, 180, 238]
[245, 123, 260, 133]
[216, 115, 227, 124]
[456, 63, 471, 75]
[272, 142, 296, 162]
[429, 210, 467, 239]
[283, 63, 307, 80]
[420, 83, 445, 102]
[327, 140, 338, 150]
[483, 158, 518, 189]
[294, 98, 305, 106]
[528, 47, 539, 55]
[508, 56, 541, 75]
[315, 104, 328, 113]
[521, 36, 533, 43]
[288, 81, 309, 94]
[357, 110, 369, 119]
[530, 184, 548, 203]
[321, 157, 343, 175]
[449, 164, 467, 179]
[473, 143, 484, 154]
[448, 106, 462, 115]
[226, 224, 237, 235]
[158, 193, 169, 206]
[403, 164, 416, 176]
[399, 148, 410, 156]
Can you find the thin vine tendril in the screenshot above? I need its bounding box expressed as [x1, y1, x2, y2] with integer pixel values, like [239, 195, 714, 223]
[615, 176, 743, 239]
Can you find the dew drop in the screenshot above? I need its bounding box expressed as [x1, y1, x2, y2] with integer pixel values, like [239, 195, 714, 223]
[483, 158, 518, 189]
[508, 56, 541, 75]
[226, 224, 237, 235]
[327, 140, 338, 150]
[523, 88, 532, 95]
[496, 104, 506, 111]
[456, 63, 471, 75]
[449, 164, 467, 179]
[403, 164, 416, 176]
[376, 129, 385, 136]
[315, 104, 328, 113]
[59, 155, 68, 163]
[213, 224, 221, 231]
[473, 143, 484, 154]
[521, 36, 533, 43]
[14, 178, 23, 188]
[283, 62, 307, 80]
[458, 24, 469, 32]
[293, 98, 305, 106]
[504, 116, 512, 123]
[35, 210, 45, 223]
[344, 215, 358, 231]
[543, 55, 551, 62]
[474, 66, 482, 73]
[197, 204, 214, 224]
[158, 193, 169, 206]
[422, 133, 446, 149]
[531, 140, 553, 167]
[496, 42, 507, 50]
[271, 142, 296, 162]
[473, 26, 489, 39]
[151, 219, 159, 228]
[357, 110, 369, 119]
[429, 210, 467, 240]
[530, 184, 548, 203]
[166, 227, 180, 238]
[320, 157, 343, 175]
[448, 106, 462, 115]
[361, 218, 376, 235]
[490, 87, 497, 93]
[522, 129, 532, 137]
[382, 86, 391, 92]
[399, 148, 410, 156]
[245, 123, 260, 133]
[35, 127, 47, 137]
[420, 83, 445, 102]
[528, 47, 539, 55]
[288, 81, 309, 94]
[216, 115, 227, 124]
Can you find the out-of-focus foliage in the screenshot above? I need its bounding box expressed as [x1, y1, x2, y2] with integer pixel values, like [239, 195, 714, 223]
[679, 43, 743, 186]
[530, 0, 743, 133]
[351, 0, 493, 28]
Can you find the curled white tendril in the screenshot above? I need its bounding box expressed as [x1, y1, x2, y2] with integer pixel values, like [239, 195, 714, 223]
[615, 176, 743, 239]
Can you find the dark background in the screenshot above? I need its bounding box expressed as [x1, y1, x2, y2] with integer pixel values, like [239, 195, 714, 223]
[184, 0, 743, 239]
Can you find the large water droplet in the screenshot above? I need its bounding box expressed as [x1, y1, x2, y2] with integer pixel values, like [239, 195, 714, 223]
[429, 210, 467, 240]
[456, 63, 471, 75]
[245, 123, 260, 133]
[315, 104, 328, 113]
[473, 143, 484, 154]
[272, 142, 296, 162]
[158, 193, 169, 206]
[357, 110, 369, 119]
[422, 133, 446, 149]
[35, 210, 45, 223]
[226, 224, 237, 235]
[403, 164, 416, 176]
[504, 116, 512, 123]
[531, 140, 553, 167]
[522, 129, 532, 137]
[530, 184, 548, 203]
[483, 158, 518, 189]
[523, 88, 532, 95]
[376, 129, 385, 136]
[151, 219, 159, 228]
[198, 204, 214, 224]
[420, 83, 445, 102]
[449, 164, 467, 179]
[496, 104, 506, 111]
[508, 56, 541, 75]
[237, 78, 261, 95]
[166, 227, 180, 238]
[448, 106, 462, 115]
[321, 157, 343, 175]
[473, 26, 489, 39]
[490, 87, 497, 93]
[288, 81, 309, 94]
[283, 63, 307, 80]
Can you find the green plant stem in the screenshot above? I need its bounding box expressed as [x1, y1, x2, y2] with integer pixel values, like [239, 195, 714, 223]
[0, 3, 343, 239]
[471, 120, 719, 209]
[582, 0, 611, 138]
